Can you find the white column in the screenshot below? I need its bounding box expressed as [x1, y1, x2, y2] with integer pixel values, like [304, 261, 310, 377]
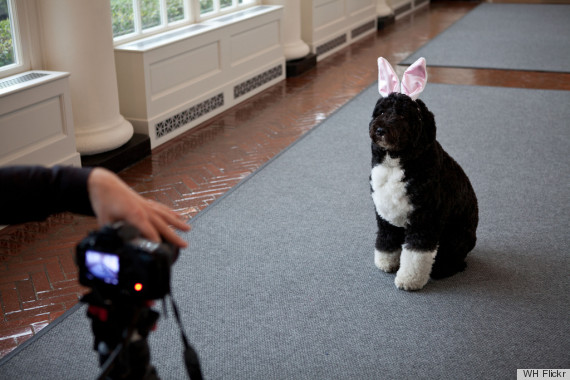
[263, 0, 310, 60]
[38, 0, 133, 155]
[377, 0, 393, 17]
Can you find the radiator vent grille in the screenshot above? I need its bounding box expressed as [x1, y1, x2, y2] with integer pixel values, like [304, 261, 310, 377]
[316, 34, 347, 57]
[234, 65, 283, 99]
[394, 3, 412, 16]
[351, 20, 376, 39]
[155, 93, 224, 138]
[0, 72, 49, 90]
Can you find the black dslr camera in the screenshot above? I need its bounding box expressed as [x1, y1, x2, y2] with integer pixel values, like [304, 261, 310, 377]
[76, 222, 179, 301]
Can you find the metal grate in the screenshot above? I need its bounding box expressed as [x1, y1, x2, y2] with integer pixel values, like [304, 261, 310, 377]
[0, 72, 49, 90]
[394, 3, 412, 16]
[155, 93, 225, 138]
[316, 34, 347, 57]
[234, 65, 283, 99]
[351, 20, 376, 39]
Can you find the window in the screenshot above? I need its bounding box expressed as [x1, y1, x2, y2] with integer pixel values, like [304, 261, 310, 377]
[198, 0, 259, 21]
[0, 0, 18, 71]
[0, 0, 33, 78]
[112, 0, 259, 44]
[199, 0, 252, 16]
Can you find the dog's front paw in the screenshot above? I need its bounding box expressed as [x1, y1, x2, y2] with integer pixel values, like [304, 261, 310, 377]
[374, 248, 400, 273]
[394, 247, 437, 291]
[395, 271, 429, 291]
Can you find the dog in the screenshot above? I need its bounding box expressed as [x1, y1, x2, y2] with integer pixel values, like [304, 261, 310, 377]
[369, 57, 478, 290]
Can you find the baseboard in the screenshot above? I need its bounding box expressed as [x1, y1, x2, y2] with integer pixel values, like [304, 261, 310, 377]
[80, 133, 151, 173]
[377, 14, 396, 30]
[286, 53, 317, 77]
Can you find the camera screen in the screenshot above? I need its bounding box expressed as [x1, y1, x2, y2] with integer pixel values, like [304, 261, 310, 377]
[85, 250, 119, 285]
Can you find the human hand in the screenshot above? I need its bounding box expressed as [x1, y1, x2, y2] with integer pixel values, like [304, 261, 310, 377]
[87, 168, 190, 248]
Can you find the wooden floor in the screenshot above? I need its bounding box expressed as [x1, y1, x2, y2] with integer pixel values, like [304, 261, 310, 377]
[1, 2, 569, 359]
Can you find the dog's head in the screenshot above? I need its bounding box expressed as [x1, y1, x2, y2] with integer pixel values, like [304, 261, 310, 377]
[371, 57, 435, 156]
[369, 93, 436, 155]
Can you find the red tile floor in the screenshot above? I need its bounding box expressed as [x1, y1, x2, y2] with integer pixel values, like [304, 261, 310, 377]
[1, 2, 570, 359]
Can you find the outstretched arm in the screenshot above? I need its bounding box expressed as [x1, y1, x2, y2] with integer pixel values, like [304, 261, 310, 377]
[87, 167, 190, 248]
[0, 166, 190, 248]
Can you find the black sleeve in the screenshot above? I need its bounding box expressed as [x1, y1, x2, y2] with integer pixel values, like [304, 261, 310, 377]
[0, 166, 96, 225]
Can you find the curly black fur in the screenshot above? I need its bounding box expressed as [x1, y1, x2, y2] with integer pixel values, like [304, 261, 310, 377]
[370, 93, 478, 279]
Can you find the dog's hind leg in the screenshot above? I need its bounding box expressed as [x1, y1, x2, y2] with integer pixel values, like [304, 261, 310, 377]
[430, 226, 476, 279]
[374, 215, 404, 273]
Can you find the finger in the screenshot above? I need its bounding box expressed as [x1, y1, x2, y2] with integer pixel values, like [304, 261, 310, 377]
[148, 212, 188, 248]
[146, 200, 191, 231]
[129, 216, 162, 243]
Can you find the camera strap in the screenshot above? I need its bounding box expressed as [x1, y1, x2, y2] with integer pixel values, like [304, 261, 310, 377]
[168, 295, 204, 380]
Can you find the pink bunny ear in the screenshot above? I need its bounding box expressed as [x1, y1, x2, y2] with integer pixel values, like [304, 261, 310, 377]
[400, 57, 427, 100]
[377, 57, 400, 98]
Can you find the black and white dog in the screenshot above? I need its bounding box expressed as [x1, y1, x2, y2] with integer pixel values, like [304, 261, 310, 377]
[370, 57, 478, 290]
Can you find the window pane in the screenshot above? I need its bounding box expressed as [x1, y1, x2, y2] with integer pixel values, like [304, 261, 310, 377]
[0, 0, 16, 68]
[111, 0, 135, 38]
[200, 0, 213, 14]
[167, 0, 184, 23]
[220, 0, 232, 9]
[140, 0, 161, 30]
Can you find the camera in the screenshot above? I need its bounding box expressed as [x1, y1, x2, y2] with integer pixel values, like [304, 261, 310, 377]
[76, 222, 179, 300]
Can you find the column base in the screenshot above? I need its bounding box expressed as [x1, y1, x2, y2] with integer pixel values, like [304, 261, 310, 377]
[377, 14, 395, 30]
[81, 133, 151, 173]
[286, 53, 317, 78]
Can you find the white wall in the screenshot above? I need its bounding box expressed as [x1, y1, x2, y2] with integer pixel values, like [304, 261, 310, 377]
[0, 71, 80, 167]
[301, 0, 377, 61]
[114, 5, 286, 148]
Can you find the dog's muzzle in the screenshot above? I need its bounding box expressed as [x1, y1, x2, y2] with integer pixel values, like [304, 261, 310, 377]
[370, 116, 398, 150]
[369, 116, 384, 135]
[369, 116, 388, 142]
[374, 126, 386, 137]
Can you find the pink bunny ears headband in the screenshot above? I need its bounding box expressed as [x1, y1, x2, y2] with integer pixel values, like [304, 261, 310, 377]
[378, 57, 427, 100]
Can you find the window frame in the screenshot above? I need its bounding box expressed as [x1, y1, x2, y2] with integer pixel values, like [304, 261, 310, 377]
[112, 0, 260, 46]
[0, 0, 34, 78]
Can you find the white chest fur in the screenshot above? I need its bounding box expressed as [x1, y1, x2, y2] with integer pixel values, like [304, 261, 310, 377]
[370, 156, 413, 228]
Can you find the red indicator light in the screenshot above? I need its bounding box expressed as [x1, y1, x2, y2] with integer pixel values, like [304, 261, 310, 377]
[134, 283, 143, 292]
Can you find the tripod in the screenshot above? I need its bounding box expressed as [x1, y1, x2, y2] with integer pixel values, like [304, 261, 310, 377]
[84, 292, 161, 380]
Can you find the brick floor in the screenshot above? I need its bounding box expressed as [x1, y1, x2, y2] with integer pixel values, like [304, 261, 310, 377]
[1, 2, 569, 359]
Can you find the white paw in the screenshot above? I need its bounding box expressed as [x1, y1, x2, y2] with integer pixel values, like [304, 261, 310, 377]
[374, 248, 400, 273]
[394, 247, 437, 291]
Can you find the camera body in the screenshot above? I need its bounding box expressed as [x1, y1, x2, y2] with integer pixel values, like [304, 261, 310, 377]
[76, 222, 179, 300]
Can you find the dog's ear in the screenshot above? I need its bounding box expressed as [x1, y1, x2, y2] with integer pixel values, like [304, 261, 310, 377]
[415, 99, 436, 143]
[371, 96, 384, 119]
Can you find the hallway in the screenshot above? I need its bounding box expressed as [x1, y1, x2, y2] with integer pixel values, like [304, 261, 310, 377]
[1, 1, 569, 358]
